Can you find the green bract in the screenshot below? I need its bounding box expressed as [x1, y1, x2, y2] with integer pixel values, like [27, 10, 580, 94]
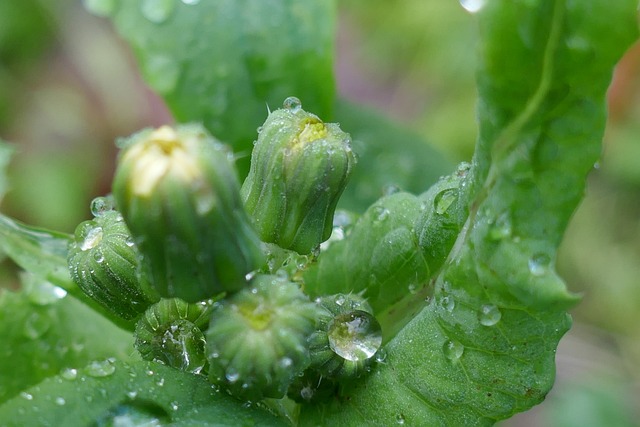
[67, 209, 157, 323]
[112, 124, 265, 302]
[205, 274, 319, 401]
[241, 97, 356, 254]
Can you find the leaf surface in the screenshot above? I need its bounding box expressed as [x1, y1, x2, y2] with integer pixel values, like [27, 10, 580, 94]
[300, 1, 639, 425]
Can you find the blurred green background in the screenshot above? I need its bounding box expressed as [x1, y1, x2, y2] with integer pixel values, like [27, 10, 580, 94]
[0, 1, 638, 425]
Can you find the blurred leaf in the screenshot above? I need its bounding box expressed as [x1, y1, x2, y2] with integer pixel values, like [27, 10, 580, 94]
[0, 287, 133, 404]
[0, 360, 287, 426]
[300, 0, 638, 425]
[108, 0, 336, 175]
[335, 99, 453, 211]
[0, 140, 13, 203]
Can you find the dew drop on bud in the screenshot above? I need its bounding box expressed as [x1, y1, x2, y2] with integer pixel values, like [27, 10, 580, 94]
[90, 196, 115, 217]
[373, 206, 390, 223]
[80, 227, 103, 251]
[528, 253, 551, 276]
[283, 96, 302, 112]
[85, 359, 116, 377]
[328, 310, 382, 362]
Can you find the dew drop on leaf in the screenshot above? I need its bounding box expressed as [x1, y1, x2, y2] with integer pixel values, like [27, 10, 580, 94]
[85, 359, 116, 377]
[460, 0, 486, 13]
[20, 392, 33, 401]
[478, 304, 502, 326]
[328, 310, 382, 362]
[283, 96, 302, 112]
[395, 414, 406, 425]
[82, 0, 116, 17]
[528, 253, 551, 276]
[141, 0, 176, 24]
[61, 368, 78, 381]
[434, 189, 456, 215]
[55, 397, 66, 406]
[443, 340, 464, 362]
[225, 368, 240, 383]
[374, 348, 387, 363]
[489, 212, 512, 240]
[440, 295, 455, 312]
[23, 312, 50, 339]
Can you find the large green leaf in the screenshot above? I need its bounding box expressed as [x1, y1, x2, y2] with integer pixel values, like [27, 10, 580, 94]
[299, 1, 638, 425]
[0, 360, 287, 426]
[0, 286, 133, 404]
[105, 0, 335, 175]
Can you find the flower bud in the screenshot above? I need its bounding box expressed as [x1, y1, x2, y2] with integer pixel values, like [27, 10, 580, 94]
[205, 273, 320, 400]
[68, 209, 158, 323]
[112, 124, 265, 302]
[135, 298, 213, 374]
[306, 294, 382, 380]
[241, 97, 356, 254]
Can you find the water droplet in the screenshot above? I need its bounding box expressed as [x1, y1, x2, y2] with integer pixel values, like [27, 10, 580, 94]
[156, 377, 165, 387]
[396, 414, 406, 424]
[435, 189, 457, 215]
[383, 184, 401, 196]
[478, 304, 502, 326]
[328, 310, 382, 362]
[82, 0, 116, 17]
[373, 206, 390, 222]
[55, 397, 66, 406]
[181, 0, 200, 4]
[144, 54, 181, 95]
[24, 312, 50, 339]
[283, 96, 302, 112]
[20, 392, 33, 400]
[61, 368, 78, 381]
[456, 161, 471, 177]
[85, 359, 116, 377]
[335, 295, 346, 306]
[408, 284, 418, 295]
[81, 226, 103, 251]
[374, 349, 387, 363]
[141, 0, 176, 24]
[26, 280, 67, 305]
[460, 0, 486, 13]
[146, 369, 155, 376]
[489, 212, 512, 240]
[170, 401, 179, 411]
[226, 368, 240, 383]
[440, 296, 455, 312]
[93, 251, 105, 263]
[90, 196, 115, 217]
[528, 253, 551, 276]
[126, 390, 138, 399]
[125, 237, 135, 247]
[443, 340, 464, 361]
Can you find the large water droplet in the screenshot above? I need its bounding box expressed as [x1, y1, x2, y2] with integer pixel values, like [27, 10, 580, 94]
[328, 310, 382, 362]
[86, 359, 116, 377]
[478, 304, 502, 326]
[24, 312, 50, 339]
[144, 54, 181, 95]
[283, 96, 302, 112]
[435, 189, 457, 215]
[443, 340, 464, 361]
[55, 397, 66, 406]
[82, 0, 116, 17]
[94, 401, 170, 426]
[460, 0, 486, 13]
[141, 0, 176, 24]
[81, 226, 103, 251]
[157, 320, 207, 374]
[528, 253, 551, 276]
[90, 196, 115, 217]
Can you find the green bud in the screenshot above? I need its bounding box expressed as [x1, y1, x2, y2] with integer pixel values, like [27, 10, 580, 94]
[135, 298, 213, 374]
[67, 208, 158, 322]
[241, 97, 356, 254]
[307, 294, 382, 380]
[205, 274, 320, 400]
[112, 124, 265, 302]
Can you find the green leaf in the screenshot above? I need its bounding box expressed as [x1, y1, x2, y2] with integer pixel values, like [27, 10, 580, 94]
[335, 100, 454, 212]
[0, 360, 288, 426]
[299, 1, 638, 425]
[108, 0, 336, 175]
[0, 286, 133, 404]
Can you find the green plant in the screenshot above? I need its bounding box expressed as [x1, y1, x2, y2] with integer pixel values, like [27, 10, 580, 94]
[0, 0, 637, 425]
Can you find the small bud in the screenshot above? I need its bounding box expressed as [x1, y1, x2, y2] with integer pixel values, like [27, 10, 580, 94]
[241, 98, 356, 254]
[306, 294, 382, 380]
[205, 274, 320, 400]
[135, 298, 213, 374]
[112, 125, 265, 302]
[68, 210, 158, 322]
